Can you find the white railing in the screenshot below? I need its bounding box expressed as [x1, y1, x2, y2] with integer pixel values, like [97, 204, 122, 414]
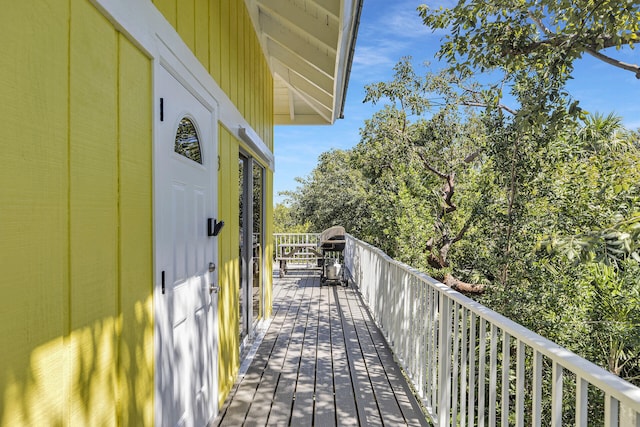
[344, 234, 640, 427]
[273, 233, 321, 267]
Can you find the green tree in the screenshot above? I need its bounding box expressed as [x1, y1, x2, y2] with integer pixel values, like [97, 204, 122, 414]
[273, 203, 310, 233]
[283, 149, 368, 234]
[532, 113, 640, 382]
[418, 0, 640, 124]
[356, 59, 491, 292]
[419, 0, 640, 77]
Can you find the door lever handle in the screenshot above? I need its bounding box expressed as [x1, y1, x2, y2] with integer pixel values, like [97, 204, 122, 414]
[210, 283, 220, 294]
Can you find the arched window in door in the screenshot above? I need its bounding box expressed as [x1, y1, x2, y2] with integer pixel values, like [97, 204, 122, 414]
[174, 117, 202, 164]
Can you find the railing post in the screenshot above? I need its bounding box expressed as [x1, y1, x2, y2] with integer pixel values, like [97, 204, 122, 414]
[452, 303, 460, 424]
[489, 325, 498, 427]
[576, 377, 588, 427]
[501, 331, 511, 427]
[532, 350, 542, 427]
[515, 339, 525, 427]
[468, 313, 477, 426]
[605, 394, 619, 427]
[620, 404, 640, 427]
[460, 309, 468, 427]
[551, 362, 563, 427]
[478, 318, 487, 427]
[438, 291, 452, 426]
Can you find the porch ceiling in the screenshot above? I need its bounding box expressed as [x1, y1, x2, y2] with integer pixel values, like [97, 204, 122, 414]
[245, 0, 362, 125]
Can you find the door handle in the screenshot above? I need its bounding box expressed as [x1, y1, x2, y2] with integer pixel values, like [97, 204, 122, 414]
[210, 283, 220, 294]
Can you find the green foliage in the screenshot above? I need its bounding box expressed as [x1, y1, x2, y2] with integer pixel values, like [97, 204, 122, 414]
[585, 262, 640, 379]
[273, 203, 310, 233]
[281, 149, 369, 234]
[418, 0, 640, 125]
[283, 55, 640, 387]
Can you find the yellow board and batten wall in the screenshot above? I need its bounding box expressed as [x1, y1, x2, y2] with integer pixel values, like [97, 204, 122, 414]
[1, 1, 154, 425]
[1, 0, 273, 425]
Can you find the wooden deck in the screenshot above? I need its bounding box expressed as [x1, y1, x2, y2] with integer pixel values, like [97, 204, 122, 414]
[212, 269, 430, 426]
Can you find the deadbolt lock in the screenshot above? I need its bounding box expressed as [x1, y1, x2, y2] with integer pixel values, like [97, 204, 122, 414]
[209, 262, 216, 272]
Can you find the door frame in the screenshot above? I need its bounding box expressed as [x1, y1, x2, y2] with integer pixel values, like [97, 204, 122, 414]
[153, 42, 220, 425]
[238, 151, 267, 353]
[238, 153, 252, 345]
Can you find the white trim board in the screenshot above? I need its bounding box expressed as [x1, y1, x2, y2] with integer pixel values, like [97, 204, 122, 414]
[90, 0, 275, 170]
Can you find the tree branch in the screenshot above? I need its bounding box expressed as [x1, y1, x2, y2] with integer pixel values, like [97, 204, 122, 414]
[464, 149, 482, 163]
[462, 101, 518, 116]
[452, 215, 473, 245]
[417, 151, 448, 179]
[443, 273, 485, 293]
[585, 47, 640, 78]
[443, 172, 457, 213]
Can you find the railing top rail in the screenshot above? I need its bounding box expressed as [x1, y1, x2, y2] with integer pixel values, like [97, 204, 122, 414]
[346, 233, 640, 409]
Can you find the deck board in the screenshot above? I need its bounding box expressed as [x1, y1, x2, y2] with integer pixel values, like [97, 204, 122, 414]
[314, 286, 337, 427]
[213, 270, 429, 427]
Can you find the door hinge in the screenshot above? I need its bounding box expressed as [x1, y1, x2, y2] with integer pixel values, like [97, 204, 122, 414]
[161, 270, 165, 294]
[160, 98, 164, 122]
[218, 155, 221, 171]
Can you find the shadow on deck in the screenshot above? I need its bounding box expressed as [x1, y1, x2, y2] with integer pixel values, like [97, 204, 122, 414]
[212, 269, 430, 426]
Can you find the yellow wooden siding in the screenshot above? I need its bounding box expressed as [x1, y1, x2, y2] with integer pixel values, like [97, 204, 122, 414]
[209, 0, 222, 83]
[217, 125, 241, 406]
[154, 0, 176, 28]
[219, 0, 231, 97]
[229, 0, 239, 110]
[0, 1, 69, 424]
[117, 35, 154, 427]
[152, 0, 273, 146]
[69, 2, 119, 424]
[177, 0, 196, 54]
[1, 0, 275, 424]
[195, 0, 210, 68]
[0, 2, 154, 426]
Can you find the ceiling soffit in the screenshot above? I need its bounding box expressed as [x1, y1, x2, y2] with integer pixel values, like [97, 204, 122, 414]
[245, 0, 362, 125]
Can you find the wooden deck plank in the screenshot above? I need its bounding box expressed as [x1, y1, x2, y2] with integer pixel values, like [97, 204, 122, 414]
[241, 281, 303, 424]
[215, 274, 303, 426]
[212, 269, 429, 427]
[314, 285, 337, 427]
[335, 285, 383, 426]
[329, 285, 359, 425]
[290, 281, 318, 425]
[268, 273, 315, 423]
[353, 294, 430, 426]
[344, 287, 409, 426]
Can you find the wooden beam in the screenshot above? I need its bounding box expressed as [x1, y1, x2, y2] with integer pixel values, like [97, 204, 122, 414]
[268, 41, 334, 94]
[312, 0, 341, 18]
[258, 0, 339, 49]
[260, 11, 336, 76]
[272, 61, 333, 109]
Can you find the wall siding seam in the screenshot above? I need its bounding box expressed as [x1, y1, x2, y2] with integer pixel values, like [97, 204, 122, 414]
[115, 33, 123, 425]
[65, 1, 73, 425]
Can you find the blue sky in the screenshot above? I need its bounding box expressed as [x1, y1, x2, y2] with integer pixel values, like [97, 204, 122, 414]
[273, 0, 640, 204]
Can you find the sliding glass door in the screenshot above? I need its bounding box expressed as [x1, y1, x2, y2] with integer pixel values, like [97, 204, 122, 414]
[238, 154, 264, 345]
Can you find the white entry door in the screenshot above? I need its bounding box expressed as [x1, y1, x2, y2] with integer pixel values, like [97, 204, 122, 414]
[155, 65, 218, 427]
